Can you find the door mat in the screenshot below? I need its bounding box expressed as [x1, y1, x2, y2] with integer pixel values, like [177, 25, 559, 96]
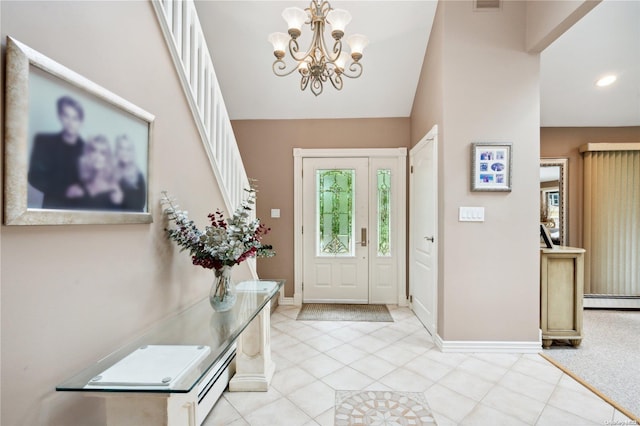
[296, 303, 393, 322]
[335, 390, 437, 425]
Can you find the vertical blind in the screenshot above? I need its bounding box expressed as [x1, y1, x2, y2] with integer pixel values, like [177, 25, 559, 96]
[582, 144, 640, 296]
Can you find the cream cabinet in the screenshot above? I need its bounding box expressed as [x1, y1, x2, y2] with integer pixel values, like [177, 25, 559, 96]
[540, 247, 586, 348]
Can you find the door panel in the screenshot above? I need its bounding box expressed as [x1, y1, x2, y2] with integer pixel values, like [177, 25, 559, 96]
[410, 133, 437, 335]
[303, 158, 369, 303]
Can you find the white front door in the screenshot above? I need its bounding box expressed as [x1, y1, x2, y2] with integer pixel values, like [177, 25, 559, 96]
[410, 128, 438, 335]
[303, 157, 369, 303]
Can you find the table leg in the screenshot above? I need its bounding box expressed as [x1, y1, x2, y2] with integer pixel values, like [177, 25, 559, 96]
[229, 300, 276, 391]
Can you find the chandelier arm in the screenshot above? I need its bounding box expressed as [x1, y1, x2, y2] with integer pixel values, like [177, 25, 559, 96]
[272, 59, 302, 77]
[301, 74, 310, 91]
[310, 76, 323, 96]
[340, 61, 363, 79]
[288, 38, 310, 63]
[317, 26, 341, 63]
[328, 72, 343, 91]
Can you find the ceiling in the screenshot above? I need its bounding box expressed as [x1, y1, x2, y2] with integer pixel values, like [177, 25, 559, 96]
[196, 0, 640, 126]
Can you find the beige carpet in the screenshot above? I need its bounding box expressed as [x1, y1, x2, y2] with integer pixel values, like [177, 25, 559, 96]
[542, 309, 640, 422]
[335, 390, 437, 425]
[296, 303, 394, 322]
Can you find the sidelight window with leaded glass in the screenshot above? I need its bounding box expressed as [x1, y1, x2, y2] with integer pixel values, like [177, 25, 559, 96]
[377, 169, 391, 256]
[316, 169, 354, 256]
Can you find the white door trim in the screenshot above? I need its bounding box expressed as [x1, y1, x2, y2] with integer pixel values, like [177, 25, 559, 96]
[293, 148, 407, 306]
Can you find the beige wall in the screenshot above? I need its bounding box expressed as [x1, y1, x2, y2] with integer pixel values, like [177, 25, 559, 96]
[540, 126, 640, 248]
[411, 1, 541, 342]
[232, 118, 410, 297]
[0, 2, 250, 425]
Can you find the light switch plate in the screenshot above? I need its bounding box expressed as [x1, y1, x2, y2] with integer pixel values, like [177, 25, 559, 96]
[270, 209, 280, 218]
[459, 207, 485, 222]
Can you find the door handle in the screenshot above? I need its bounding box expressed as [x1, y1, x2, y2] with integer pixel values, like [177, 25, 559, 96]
[425, 236, 435, 243]
[356, 228, 367, 247]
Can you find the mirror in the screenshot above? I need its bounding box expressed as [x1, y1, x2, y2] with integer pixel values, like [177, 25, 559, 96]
[540, 158, 568, 246]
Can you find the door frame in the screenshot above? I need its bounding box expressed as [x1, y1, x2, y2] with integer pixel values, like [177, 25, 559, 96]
[293, 148, 407, 306]
[409, 126, 438, 335]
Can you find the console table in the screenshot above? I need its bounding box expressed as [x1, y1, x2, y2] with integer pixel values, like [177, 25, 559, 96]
[57, 279, 284, 426]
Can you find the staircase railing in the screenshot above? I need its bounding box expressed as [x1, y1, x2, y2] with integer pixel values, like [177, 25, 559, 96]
[152, 0, 257, 277]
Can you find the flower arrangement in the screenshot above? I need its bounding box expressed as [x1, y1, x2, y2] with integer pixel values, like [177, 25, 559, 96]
[161, 188, 275, 271]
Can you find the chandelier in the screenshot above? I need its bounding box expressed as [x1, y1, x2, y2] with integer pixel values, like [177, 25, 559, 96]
[268, 0, 369, 96]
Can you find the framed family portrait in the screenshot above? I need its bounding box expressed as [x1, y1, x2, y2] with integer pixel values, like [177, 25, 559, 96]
[470, 142, 512, 192]
[4, 37, 155, 225]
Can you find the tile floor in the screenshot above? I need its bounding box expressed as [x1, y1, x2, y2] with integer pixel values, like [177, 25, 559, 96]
[203, 305, 635, 425]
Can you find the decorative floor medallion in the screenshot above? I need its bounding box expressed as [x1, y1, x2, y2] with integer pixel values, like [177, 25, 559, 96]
[335, 390, 437, 425]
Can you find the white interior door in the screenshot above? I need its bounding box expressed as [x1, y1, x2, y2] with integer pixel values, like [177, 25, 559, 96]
[303, 158, 369, 303]
[410, 129, 438, 335]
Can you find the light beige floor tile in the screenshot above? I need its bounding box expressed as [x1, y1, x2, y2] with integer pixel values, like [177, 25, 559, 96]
[201, 397, 243, 426]
[287, 380, 336, 418]
[297, 352, 345, 379]
[285, 323, 326, 341]
[612, 409, 636, 423]
[481, 384, 546, 424]
[276, 342, 322, 364]
[375, 344, 421, 367]
[497, 369, 556, 403]
[377, 367, 434, 392]
[457, 357, 509, 383]
[348, 354, 397, 380]
[301, 420, 320, 426]
[425, 383, 478, 423]
[346, 321, 386, 334]
[271, 333, 301, 352]
[305, 320, 348, 332]
[556, 373, 596, 396]
[327, 325, 366, 342]
[368, 325, 409, 344]
[471, 352, 520, 369]
[272, 351, 295, 371]
[403, 354, 453, 382]
[272, 318, 308, 332]
[304, 334, 344, 352]
[314, 407, 335, 426]
[223, 387, 283, 418]
[243, 397, 312, 426]
[438, 370, 494, 401]
[350, 334, 392, 353]
[392, 338, 433, 356]
[431, 412, 458, 426]
[363, 382, 394, 392]
[225, 418, 250, 426]
[535, 404, 600, 426]
[325, 343, 369, 364]
[322, 366, 376, 390]
[547, 385, 615, 423]
[460, 403, 528, 426]
[270, 366, 317, 396]
[388, 306, 414, 319]
[421, 348, 468, 367]
[511, 357, 564, 385]
[398, 331, 436, 353]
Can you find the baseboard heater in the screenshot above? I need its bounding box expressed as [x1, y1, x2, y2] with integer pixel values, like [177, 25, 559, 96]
[584, 295, 640, 310]
[196, 343, 236, 425]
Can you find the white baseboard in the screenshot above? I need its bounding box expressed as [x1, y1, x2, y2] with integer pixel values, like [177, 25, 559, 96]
[278, 296, 295, 306]
[277, 289, 295, 306]
[435, 334, 542, 353]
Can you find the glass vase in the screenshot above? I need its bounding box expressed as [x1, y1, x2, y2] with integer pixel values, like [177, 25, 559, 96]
[209, 265, 237, 312]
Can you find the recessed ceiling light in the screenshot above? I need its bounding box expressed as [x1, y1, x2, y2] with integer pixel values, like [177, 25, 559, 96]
[596, 75, 617, 87]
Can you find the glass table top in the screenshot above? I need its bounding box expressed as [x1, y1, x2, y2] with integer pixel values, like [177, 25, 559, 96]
[56, 279, 284, 394]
